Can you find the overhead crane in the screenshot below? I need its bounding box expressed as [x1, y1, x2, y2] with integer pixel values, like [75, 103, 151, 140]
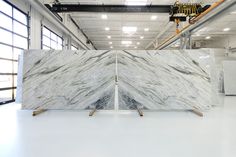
[46, 0, 231, 50]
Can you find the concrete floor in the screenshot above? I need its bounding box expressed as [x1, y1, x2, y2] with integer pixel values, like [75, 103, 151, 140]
[0, 96, 236, 157]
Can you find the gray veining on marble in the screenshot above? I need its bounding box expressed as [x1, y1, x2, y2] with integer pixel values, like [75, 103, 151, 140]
[117, 50, 214, 111]
[22, 50, 116, 110]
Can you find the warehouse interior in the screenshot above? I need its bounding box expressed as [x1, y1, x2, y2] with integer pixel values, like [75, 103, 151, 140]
[0, 0, 236, 157]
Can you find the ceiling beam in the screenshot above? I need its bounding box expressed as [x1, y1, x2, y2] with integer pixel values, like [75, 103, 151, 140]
[50, 4, 171, 13]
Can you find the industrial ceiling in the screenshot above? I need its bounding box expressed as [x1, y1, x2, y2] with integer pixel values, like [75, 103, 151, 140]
[42, 0, 235, 50]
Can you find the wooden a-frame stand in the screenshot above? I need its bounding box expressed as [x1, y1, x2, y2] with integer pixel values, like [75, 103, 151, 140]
[191, 107, 203, 117]
[32, 107, 47, 116]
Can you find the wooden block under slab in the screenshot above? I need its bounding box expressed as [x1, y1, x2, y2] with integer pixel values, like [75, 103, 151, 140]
[32, 109, 47, 116]
[89, 108, 96, 116]
[191, 107, 203, 117]
[136, 107, 144, 117]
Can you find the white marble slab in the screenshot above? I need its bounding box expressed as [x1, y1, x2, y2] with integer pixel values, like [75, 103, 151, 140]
[22, 50, 116, 110]
[223, 60, 236, 95]
[16, 53, 23, 103]
[117, 50, 214, 111]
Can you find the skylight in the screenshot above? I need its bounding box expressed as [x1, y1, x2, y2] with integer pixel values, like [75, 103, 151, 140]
[122, 26, 137, 34]
[125, 0, 147, 6]
[122, 41, 132, 45]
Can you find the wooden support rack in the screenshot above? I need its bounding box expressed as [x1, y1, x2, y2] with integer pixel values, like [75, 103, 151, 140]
[137, 108, 144, 117]
[191, 107, 203, 117]
[89, 108, 96, 116]
[32, 108, 47, 116]
[135, 106, 143, 117]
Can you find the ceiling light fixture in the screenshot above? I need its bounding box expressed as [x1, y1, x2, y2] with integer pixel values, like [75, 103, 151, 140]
[110, 46, 113, 49]
[205, 36, 211, 40]
[122, 41, 132, 45]
[101, 14, 107, 19]
[175, 43, 180, 47]
[144, 28, 149, 31]
[140, 36, 144, 39]
[223, 28, 230, 31]
[230, 11, 236, 14]
[122, 26, 137, 34]
[150, 15, 157, 20]
[105, 27, 110, 31]
[137, 42, 140, 45]
[107, 36, 111, 39]
[109, 42, 112, 44]
[134, 46, 137, 49]
[125, 0, 147, 6]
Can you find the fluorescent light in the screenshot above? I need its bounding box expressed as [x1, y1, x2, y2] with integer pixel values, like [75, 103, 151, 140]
[196, 34, 200, 36]
[109, 42, 112, 44]
[140, 36, 144, 39]
[105, 27, 110, 31]
[144, 28, 149, 31]
[122, 26, 137, 34]
[122, 41, 132, 45]
[125, 0, 147, 6]
[199, 55, 210, 59]
[150, 15, 157, 20]
[101, 14, 107, 19]
[107, 36, 111, 39]
[134, 46, 137, 49]
[230, 11, 236, 14]
[175, 43, 180, 47]
[137, 42, 140, 45]
[110, 46, 113, 49]
[205, 36, 211, 39]
[223, 28, 230, 31]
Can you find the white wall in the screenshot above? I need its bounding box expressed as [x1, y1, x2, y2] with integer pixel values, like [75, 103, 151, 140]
[201, 35, 236, 54]
[7, 0, 95, 50]
[199, 35, 236, 93]
[193, 35, 236, 58]
[191, 33, 236, 94]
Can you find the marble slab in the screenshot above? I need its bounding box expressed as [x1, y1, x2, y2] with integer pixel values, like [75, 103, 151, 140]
[22, 50, 116, 110]
[223, 60, 236, 95]
[117, 50, 214, 111]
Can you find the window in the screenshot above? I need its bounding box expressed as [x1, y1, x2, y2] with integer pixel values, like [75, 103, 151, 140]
[42, 26, 63, 50]
[71, 45, 78, 50]
[0, 0, 29, 105]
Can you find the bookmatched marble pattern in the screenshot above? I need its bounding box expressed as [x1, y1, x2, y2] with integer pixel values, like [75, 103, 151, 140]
[117, 50, 214, 111]
[22, 50, 115, 110]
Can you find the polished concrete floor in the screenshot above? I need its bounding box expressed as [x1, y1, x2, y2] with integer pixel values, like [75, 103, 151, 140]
[0, 96, 236, 157]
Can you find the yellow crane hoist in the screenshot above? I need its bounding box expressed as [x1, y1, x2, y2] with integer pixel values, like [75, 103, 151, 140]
[170, 0, 211, 34]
